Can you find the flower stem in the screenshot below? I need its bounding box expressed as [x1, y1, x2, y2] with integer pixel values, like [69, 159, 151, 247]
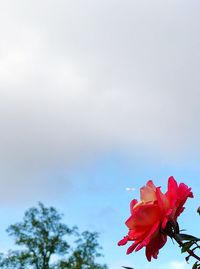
[173, 235, 200, 262]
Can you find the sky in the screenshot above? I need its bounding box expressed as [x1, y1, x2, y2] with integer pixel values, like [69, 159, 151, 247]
[0, 0, 200, 268]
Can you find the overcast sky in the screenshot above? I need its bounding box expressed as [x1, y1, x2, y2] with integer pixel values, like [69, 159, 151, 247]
[0, 1, 200, 268]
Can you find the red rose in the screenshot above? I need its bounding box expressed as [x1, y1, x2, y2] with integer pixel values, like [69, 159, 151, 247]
[118, 177, 193, 261]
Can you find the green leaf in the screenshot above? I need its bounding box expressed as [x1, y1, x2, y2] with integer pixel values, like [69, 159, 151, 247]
[176, 233, 200, 242]
[181, 242, 194, 253]
[192, 261, 198, 269]
[185, 255, 190, 262]
[197, 206, 200, 215]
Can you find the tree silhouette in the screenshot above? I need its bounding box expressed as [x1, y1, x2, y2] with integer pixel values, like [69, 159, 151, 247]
[57, 230, 108, 269]
[0, 203, 107, 269]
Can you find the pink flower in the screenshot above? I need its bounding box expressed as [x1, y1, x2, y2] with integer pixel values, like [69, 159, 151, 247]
[118, 177, 193, 261]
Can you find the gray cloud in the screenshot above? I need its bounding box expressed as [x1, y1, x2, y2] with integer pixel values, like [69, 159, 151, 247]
[0, 0, 200, 202]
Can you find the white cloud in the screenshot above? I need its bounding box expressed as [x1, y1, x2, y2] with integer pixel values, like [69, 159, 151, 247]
[170, 261, 188, 269]
[0, 0, 200, 202]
